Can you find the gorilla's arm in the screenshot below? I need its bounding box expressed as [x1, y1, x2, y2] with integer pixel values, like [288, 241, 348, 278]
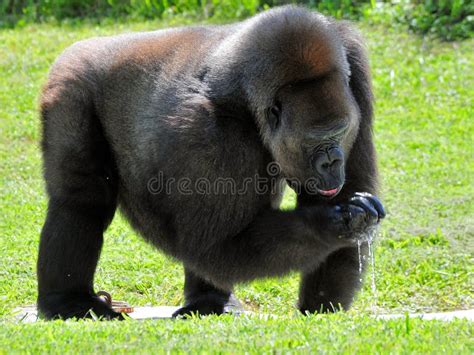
[182, 200, 378, 290]
[297, 23, 383, 313]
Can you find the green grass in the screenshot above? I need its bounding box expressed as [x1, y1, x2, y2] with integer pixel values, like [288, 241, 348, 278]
[1, 18, 473, 353]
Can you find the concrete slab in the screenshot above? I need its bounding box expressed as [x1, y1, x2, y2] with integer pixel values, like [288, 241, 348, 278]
[13, 306, 474, 323]
[13, 305, 182, 322]
[376, 309, 474, 321]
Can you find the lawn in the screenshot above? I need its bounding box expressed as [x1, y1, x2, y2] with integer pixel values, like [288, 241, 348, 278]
[0, 17, 473, 353]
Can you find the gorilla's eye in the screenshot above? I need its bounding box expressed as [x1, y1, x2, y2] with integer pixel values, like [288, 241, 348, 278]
[267, 102, 281, 130]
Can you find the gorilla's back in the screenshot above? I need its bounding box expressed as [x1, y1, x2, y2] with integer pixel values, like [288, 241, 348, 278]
[78, 25, 271, 253]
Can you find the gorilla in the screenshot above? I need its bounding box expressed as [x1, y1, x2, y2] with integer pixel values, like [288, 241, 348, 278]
[37, 5, 385, 320]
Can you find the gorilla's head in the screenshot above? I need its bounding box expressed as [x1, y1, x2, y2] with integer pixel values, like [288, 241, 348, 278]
[210, 6, 363, 198]
[266, 69, 359, 198]
[221, 7, 360, 198]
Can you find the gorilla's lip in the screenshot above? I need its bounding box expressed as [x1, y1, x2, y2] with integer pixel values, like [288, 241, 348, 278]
[317, 186, 342, 198]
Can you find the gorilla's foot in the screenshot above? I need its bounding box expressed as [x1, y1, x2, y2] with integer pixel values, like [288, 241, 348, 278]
[37, 292, 126, 320]
[173, 293, 244, 318]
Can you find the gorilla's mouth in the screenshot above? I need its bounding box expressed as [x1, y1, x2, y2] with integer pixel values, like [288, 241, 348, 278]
[286, 178, 343, 198]
[317, 186, 342, 198]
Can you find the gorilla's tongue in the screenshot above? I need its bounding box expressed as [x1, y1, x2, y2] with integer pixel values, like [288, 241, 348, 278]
[318, 188, 339, 196]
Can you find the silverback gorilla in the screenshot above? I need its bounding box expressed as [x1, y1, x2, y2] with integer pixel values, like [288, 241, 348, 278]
[37, 6, 385, 320]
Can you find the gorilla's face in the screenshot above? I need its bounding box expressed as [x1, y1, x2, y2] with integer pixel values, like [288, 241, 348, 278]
[266, 70, 359, 198]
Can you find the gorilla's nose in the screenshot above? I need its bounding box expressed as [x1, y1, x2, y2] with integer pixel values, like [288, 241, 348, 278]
[314, 147, 343, 175]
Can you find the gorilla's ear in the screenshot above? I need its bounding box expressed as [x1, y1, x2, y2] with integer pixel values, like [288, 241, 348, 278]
[335, 22, 374, 126]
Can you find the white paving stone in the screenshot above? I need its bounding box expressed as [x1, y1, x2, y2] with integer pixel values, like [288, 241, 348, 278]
[13, 306, 474, 322]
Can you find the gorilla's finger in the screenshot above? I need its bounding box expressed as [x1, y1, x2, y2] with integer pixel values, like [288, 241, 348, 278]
[354, 192, 386, 219]
[340, 205, 366, 224]
[348, 196, 379, 221]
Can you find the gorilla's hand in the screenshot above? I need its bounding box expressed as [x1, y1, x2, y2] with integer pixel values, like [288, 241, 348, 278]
[327, 192, 385, 240]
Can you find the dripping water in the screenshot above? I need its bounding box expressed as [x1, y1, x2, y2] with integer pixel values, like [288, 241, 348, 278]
[357, 227, 378, 313]
[367, 227, 378, 313]
[357, 239, 363, 283]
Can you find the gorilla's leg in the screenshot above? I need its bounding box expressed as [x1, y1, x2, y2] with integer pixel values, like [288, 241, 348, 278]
[298, 246, 366, 313]
[37, 199, 121, 320]
[37, 90, 121, 320]
[173, 269, 243, 317]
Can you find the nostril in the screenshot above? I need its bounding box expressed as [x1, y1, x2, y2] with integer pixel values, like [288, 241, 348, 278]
[315, 158, 331, 174]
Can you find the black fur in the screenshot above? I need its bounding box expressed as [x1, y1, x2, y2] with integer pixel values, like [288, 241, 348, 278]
[37, 6, 384, 320]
